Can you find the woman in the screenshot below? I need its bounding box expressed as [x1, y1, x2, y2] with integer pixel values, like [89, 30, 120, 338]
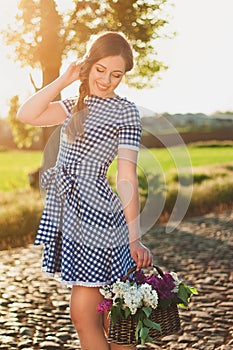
[18, 31, 153, 350]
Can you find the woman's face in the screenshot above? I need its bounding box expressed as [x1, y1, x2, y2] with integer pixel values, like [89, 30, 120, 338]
[88, 55, 126, 98]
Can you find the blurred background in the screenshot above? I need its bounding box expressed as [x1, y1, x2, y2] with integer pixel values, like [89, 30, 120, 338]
[0, 0, 232, 249]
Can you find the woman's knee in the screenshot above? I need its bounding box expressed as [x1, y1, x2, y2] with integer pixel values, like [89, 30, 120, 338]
[70, 286, 104, 331]
[70, 310, 90, 334]
[70, 303, 84, 330]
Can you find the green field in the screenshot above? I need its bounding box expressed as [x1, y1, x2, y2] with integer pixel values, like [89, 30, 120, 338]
[0, 150, 42, 191]
[0, 145, 233, 249]
[0, 146, 233, 191]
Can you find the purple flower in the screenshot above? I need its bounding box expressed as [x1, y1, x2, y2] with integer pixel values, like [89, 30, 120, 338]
[96, 299, 113, 314]
[146, 273, 176, 300]
[134, 269, 147, 285]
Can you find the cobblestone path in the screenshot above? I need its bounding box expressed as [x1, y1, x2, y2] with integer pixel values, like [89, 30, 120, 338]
[0, 211, 232, 350]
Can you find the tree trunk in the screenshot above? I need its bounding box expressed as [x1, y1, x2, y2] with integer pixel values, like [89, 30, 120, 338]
[39, 0, 63, 148]
[40, 64, 61, 149]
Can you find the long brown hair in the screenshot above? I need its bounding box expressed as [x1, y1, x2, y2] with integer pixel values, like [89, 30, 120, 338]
[66, 31, 134, 141]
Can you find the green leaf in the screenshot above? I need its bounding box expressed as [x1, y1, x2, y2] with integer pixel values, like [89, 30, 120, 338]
[124, 307, 131, 319]
[137, 308, 144, 319]
[143, 318, 161, 332]
[188, 286, 198, 295]
[177, 302, 189, 309]
[110, 305, 124, 323]
[142, 306, 152, 318]
[146, 336, 153, 343]
[110, 306, 118, 324]
[135, 320, 143, 342]
[159, 299, 171, 310]
[178, 283, 189, 304]
[117, 298, 124, 309]
[140, 327, 149, 345]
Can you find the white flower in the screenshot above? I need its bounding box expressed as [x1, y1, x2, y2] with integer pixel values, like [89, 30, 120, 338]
[106, 279, 160, 315]
[170, 272, 180, 285]
[148, 290, 159, 309]
[170, 272, 181, 293]
[139, 284, 158, 309]
[123, 285, 143, 314]
[99, 286, 112, 299]
[112, 280, 131, 299]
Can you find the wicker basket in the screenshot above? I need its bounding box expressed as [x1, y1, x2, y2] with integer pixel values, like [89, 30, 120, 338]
[107, 266, 181, 346]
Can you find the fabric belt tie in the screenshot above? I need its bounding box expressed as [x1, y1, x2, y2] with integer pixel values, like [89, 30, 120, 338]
[41, 161, 107, 197]
[37, 161, 108, 240]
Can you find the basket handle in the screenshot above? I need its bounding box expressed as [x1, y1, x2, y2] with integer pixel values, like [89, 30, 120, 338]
[122, 265, 164, 282]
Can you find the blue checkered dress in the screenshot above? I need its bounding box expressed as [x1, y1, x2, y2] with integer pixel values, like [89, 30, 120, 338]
[34, 95, 142, 286]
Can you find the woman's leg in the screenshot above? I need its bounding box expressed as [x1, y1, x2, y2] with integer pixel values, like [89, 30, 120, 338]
[70, 285, 109, 350]
[110, 345, 137, 350]
[103, 311, 137, 350]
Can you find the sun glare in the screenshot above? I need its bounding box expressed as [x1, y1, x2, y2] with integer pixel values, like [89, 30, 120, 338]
[0, 0, 233, 118]
[0, 0, 18, 27]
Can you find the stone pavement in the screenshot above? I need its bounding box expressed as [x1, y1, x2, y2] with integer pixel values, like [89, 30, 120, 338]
[0, 211, 232, 350]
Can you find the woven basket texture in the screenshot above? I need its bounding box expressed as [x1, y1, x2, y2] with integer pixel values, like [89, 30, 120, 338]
[108, 304, 181, 346]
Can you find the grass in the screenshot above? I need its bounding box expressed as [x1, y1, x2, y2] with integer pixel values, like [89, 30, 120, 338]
[0, 146, 232, 191]
[0, 150, 42, 191]
[0, 145, 233, 249]
[164, 165, 233, 215]
[109, 144, 233, 178]
[184, 146, 233, 167]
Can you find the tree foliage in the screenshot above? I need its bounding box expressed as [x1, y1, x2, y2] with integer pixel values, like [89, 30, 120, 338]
[1, 0, 171, 147]
[3, 0, 170, 87]
[7, 95, 41, 148]
[97, 0, 169, 87]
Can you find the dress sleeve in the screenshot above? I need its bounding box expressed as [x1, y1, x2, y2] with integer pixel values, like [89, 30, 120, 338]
[59, 97, 77, 115]
[118, 102, 142, 151]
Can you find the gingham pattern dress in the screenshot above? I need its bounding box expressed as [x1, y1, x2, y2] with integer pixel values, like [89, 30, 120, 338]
[34, 94, 142, 286]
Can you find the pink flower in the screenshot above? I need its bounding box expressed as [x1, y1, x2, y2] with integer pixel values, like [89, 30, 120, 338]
[96, 299, 113, 314]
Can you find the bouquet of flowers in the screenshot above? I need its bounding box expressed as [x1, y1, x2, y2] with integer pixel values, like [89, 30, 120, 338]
[97, 266, 197, 346]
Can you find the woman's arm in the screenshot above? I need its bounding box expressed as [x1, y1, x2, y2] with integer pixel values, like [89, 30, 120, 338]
[117, 148, 153, 270]
[17, 61, 82, 127]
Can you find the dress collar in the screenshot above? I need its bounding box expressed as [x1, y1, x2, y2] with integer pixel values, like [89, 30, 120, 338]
[84, 94, 126, 108]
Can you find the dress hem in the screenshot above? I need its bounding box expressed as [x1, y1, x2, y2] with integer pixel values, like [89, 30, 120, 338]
[41, 268, 109, 287]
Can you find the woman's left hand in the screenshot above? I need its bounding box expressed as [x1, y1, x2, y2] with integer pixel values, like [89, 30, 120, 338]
[130, 240, 153, 270]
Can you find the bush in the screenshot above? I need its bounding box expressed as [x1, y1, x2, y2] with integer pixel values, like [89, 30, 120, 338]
[0, 189, 43, 250]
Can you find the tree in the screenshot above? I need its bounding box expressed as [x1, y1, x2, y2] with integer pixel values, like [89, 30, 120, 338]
[7, 95, 41, 148]
[98, 0, 169, 88]
[3, 0, 64, 146]
[1, 0, 171, 147]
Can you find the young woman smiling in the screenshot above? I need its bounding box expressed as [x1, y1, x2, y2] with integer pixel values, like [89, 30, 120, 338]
[17, 31, 153, 350]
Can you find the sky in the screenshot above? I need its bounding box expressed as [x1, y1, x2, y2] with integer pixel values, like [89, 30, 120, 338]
[0, 0, 233, 118]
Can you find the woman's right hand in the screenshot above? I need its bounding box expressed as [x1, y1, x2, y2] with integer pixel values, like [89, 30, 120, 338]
[17, 60, 84, 126]
[130, 240, 154, 271]
[61, 60, 84, 86]
[17, 59, 86, 126]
